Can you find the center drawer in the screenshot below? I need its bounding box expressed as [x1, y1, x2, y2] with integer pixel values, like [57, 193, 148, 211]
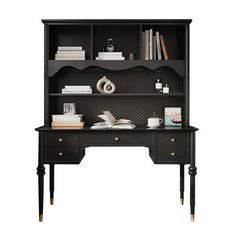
[80, 132, 153, 146]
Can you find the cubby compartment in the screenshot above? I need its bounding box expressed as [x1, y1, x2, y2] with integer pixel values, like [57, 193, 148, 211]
[49, 96, 185, 126]
[93, 24, 140, 60]
[49, 66, 184, 94]
[49, 25, 91, 60]
[142, 25, 186, 59]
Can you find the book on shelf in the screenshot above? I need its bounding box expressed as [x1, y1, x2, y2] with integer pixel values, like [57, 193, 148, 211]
[156, 31, 162, 60]
[91, 111, 136, 129]
[61, 85, 92, 94]
[96, 52, 125, 60]
[55, 46, 85, 60]
[51, 114, 84, 128]
[160, 35, 169, 60]
[58, 46, 83, 51]
[52, 121, 84, 127]
[52, 114, 83, 122]
[142, 29, 169, 60]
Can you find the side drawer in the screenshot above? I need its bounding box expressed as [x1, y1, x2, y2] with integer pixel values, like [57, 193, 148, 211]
[158, 133, 188, 146]
[44, 148, 78, 163]
[157, 147, 189, 164]
[80, 132, 153, 146]
[45, 133, 76, 147]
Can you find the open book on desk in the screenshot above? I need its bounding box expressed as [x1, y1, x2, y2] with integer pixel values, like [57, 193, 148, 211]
[91, 111, 136, 129]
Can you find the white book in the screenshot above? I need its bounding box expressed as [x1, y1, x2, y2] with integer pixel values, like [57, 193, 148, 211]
[145, 30, 149, 60]
[55, 57, 85, 60]
[58, 46, 82, 51]
[98, 52, 123, 56]
[56, 51, 85, 56]
[156, 31, 162, 60]
[149, 29, 153, 60]
[64, 86, 91, 91]
[62, 88, 92, 92]
[52, 114, 83, 122]
[62, 91, 92, 94]
[96, 57, 125, 60]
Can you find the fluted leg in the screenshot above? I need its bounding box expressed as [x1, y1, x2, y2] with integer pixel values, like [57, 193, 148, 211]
[50, 164, 54, 205]
[180, 164, 184, 205]
[189, 132, 197, 221]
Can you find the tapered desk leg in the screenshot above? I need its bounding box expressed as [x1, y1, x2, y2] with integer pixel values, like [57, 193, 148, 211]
[37, 132, 45, 222]
[188, 132, 197, 221]
[180, 164, 184, 205]
[50, 164, 54, 205]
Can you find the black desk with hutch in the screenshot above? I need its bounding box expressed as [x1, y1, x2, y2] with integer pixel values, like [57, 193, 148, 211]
[35, 19, 198, 222]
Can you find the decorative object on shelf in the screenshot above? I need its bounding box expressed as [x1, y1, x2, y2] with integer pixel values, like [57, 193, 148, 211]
[103, 38, 116, 52]
[163, 84, 170, 94]
[129, 53, 136, 60]
[155, 78, 163, 94]
[63, 103, 76, 115]
[147, 115, 163, 128]
[164, 107, 182, 126]
[96, 52, 124, 60]
[96, 76, 116, 94]
[55, 46, 85, 60]
[62, 85, 92, 94]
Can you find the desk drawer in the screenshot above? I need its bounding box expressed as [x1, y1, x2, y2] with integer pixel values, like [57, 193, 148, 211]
[158, 133, 188, 146]
[44, 148, 77, 163]
[80, 132, 153, 146]
[45, 133, 76, 147]
[157, 147, 189, 164]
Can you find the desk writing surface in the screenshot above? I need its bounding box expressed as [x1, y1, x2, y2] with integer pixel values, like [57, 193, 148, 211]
[35, 126, 198, 132]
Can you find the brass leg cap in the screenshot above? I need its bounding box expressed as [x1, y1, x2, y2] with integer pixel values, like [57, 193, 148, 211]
[180, 198, 184, 205]
[39, 214, 43, 222]
[50, 198, 54, 205]
[191, 214, 195, 222]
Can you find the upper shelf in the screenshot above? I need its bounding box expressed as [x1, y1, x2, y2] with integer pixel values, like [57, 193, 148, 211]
[48, 60, 185, 77]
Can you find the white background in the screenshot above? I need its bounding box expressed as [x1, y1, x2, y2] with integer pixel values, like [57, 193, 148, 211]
[0, 0, 235, 235]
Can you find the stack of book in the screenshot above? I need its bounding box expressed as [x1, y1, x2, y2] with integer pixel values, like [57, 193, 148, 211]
[96, 52, 125, 60]
[55, 46, 85, 60]
[51, 114, 84, 128]
[62, 85, 92, 94]
[142, 30, 169, 60]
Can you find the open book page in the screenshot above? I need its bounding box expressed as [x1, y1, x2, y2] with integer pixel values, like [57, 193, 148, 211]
[113, 123, 136, 129]
[103, 111, 116, 126]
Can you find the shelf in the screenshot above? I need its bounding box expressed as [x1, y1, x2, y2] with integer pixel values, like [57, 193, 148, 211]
[48, 60, 185, 77]
[49, 93, 185, 97]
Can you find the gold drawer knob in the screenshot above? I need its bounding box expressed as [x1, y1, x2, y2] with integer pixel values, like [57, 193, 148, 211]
[170, 138, 175, 142]
[58, 152, 63, 157]
[170, 152, 175, 157]
[114, 137, 119, 141]
[58, 138, 63, 142]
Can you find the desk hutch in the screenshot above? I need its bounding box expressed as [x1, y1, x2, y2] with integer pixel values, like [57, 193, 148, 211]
[35, 19, 198, 222]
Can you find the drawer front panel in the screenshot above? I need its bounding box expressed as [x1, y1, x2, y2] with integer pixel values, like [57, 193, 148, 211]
[157, 147, 189, 164]
[45, 148, 77, 163]
[80, 132, 153, 146]
[158, 133, 188, 146]
[45, 133, 76, 147]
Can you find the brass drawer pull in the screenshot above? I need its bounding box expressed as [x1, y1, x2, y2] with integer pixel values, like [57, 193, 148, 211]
[58, 138, 63, 142]
[170, 138, 175, 142]
[170, 152, 175, 157]
[114, 137, 119, 141]
[58, 152, 63, 157]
